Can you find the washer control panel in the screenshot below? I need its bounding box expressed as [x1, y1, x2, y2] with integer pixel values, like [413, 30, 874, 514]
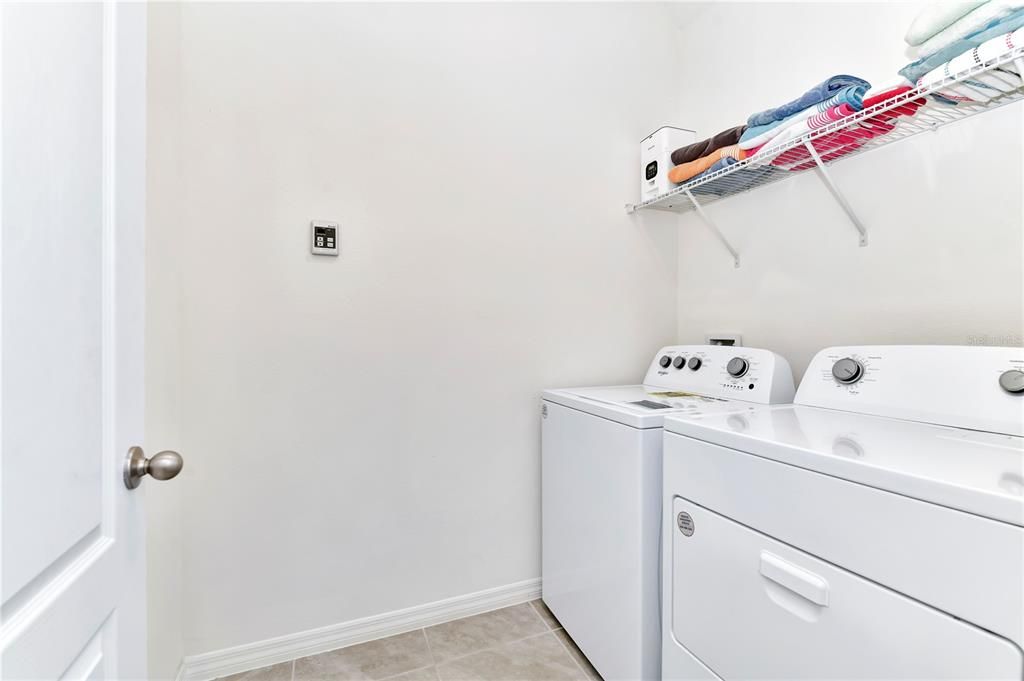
[643, 345, 795, 405]
[798, 345, 1024, 436]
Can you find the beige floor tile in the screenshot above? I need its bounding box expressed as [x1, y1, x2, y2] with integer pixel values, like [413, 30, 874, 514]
[381, 666, 439, 681]
[424, 603, 547, 662]
[529, 600, 561, 630]
[220, 661, 293, 681]
[553, 629, 602, 680]
[437, 632, 584, 681]
[294, 630, 433, 681]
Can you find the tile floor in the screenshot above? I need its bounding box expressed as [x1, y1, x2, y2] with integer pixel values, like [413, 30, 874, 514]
[220, 601, 602, 681]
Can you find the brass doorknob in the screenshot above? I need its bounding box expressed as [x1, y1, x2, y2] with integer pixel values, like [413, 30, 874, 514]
[123, 446, 184, 489]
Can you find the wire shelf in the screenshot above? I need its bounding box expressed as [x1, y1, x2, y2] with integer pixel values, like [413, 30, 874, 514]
[627, 44, 1024, 223]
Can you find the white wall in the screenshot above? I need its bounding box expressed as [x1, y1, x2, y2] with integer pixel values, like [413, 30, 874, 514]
[671, 2, 1024, 377]
[151, 2, 685, 657]
[146, 3, 185, 679]
[148, 1, 1024, 664]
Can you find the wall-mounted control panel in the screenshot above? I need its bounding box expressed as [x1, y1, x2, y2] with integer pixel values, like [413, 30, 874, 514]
[311, 220, 339, 256]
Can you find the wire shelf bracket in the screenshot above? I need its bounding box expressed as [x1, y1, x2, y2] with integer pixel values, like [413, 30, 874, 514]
[684, 188, 741, 268]
[804, 141, 868, 247]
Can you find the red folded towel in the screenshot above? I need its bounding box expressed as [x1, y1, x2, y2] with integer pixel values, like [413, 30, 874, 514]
[771, 120, 897, 170]
[862, 86, 913, 108]
[769, 86, 924, 171]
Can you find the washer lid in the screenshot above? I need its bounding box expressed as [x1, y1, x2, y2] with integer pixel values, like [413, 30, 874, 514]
[542, 385, 756, 429]
[664, 404, 1024, 526]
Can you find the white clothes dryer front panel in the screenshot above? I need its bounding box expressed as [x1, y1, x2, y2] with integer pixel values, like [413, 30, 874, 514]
[669, 497, 1022, 680]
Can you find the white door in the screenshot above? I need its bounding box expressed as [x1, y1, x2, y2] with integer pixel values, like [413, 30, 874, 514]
[1, 3, 153, 679]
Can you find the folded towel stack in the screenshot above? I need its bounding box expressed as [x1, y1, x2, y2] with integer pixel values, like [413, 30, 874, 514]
[660, 127, 749, 188]
[905, 2, 988, 47]
[664, 74, 888, 190]
[745, 75, 871, 127]
[659, 1, 1024, 196]
[739, 75, 875, 162]
[899, 0, 1024, 100]
[916, 26, 1024, 103]
[738, 85, 867, 151]
[766, 83, 925, 171]
[670, 126, 746, 165]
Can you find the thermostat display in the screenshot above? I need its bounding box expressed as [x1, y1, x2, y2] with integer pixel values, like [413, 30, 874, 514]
[311, 221, 339, 256]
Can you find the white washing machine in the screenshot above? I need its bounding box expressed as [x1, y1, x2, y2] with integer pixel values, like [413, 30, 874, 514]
[542, 344, 795, 681]
[662, 345, 1024, 680]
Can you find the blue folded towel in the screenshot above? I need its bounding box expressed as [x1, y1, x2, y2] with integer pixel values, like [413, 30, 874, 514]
[828, 85, 867, 112]
[747, 75, 872, 128]
[899, 8, 1024, 83]
[739, 85, 867, 144]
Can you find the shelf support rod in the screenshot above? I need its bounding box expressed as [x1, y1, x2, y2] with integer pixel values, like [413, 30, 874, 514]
[804, 141, 868, 247]
[683, 189, 740, 268]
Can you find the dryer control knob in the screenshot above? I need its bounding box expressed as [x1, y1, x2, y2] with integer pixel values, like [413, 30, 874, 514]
[659, 355, 672, 368]
[673, 356, 687, 369]
[999, 369, 1024, 394]
[727, 357, 749, 378]
[688, 357, 702, 371]
[832, 358, 864, 385]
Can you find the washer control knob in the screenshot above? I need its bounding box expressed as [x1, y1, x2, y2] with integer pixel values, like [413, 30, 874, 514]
[832, 357, 864, 384]
[688, 357, 702, 371]
[659, 355, 671, 368]
[673, 356, 687, 369]
[999, 369, 1024, 394]
[727, 357, 749, 378]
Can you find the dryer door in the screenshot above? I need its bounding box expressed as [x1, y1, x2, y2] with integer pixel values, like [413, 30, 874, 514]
[669, 497, 1023, 680]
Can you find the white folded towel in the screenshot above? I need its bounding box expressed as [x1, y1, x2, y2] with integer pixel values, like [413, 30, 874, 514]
[977, 25, 1024, 75]
[946, 42, 1019, 89]
[921, 61, 997, 101]
[912, 0, 1024, 59]
[905, 1, 987, 46]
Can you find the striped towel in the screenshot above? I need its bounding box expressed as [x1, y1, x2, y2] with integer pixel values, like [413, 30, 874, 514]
[746, 75, 870, 127]
[900, 6, 1024, 82]
[768, 120, 896, 171]
[766, 86, 923, 171]
[739, 85, 866, 150]
[755, 103, 859, 155]
[805, 104, 857, 129]
[917, 29, 1024, 103]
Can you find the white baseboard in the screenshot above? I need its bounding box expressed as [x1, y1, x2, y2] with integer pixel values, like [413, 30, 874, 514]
[180, 578, 542, 681]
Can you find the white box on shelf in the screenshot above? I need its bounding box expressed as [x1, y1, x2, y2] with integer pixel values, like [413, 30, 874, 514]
[639, 126, 695, 202]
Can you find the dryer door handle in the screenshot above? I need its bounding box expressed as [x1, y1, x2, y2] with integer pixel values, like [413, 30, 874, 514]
[760, 551, 830, 607]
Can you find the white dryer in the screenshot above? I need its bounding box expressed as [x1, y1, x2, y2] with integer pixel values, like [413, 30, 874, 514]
[662, 345, 1024, 680]
[542, 345, 794, 681]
